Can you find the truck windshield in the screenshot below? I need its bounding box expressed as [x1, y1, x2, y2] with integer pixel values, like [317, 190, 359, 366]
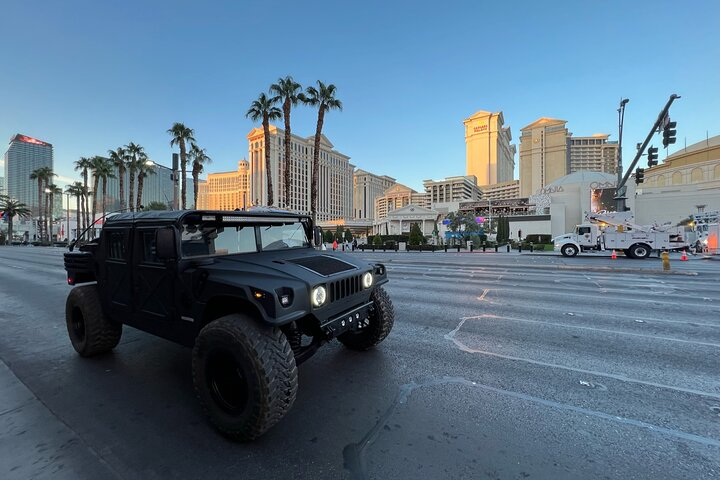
[180, 219, 310, 257]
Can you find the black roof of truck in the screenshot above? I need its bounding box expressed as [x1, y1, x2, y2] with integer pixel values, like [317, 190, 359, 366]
[104, 209, 310, 226]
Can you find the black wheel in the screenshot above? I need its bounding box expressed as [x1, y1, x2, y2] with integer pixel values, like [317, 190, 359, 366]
[65, 285, 122, 357]
[623, 249, 633, 258]
[561, 244, 579, 257]
[629, 243, 651, 259]
[338, 286, 395, 351]
[192, 314, 298, 441]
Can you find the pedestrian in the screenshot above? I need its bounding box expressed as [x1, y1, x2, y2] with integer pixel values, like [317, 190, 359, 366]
[332, 239, 338, 251]
[352, 239, 357, 251]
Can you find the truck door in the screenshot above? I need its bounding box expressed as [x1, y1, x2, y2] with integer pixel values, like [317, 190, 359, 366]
[133, 227, 176, 334]
[104, 228, 133, 318]
[577, 226, 594, 247]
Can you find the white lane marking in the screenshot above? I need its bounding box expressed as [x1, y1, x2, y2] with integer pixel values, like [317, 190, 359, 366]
[444, 318, 720, 400]
[458, 313, 720, 349]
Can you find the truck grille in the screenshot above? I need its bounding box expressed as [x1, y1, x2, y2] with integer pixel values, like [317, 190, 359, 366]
[329, 275, 362, 302]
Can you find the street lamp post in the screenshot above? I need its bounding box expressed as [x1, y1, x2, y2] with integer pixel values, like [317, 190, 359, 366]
[66, 192, 71, 243]
[616, 98, 629, 211]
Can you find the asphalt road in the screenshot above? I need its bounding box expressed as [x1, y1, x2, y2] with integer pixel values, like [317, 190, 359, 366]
[1, 247, 719, 480]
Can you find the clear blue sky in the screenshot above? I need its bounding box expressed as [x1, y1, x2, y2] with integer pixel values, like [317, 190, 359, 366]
[1, 0, 718, 191]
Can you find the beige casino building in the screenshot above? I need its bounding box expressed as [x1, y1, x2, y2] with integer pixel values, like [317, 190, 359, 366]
[464, 111, 516, 187]
[519, 117, 570, 197]
[247, 125, 354, 222]
[634, 135, 720, 225]
[198, 160, 251, 210]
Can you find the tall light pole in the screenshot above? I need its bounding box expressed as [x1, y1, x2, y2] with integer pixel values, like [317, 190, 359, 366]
[616, 98, 629, 212]
[65, 192, 70, 244]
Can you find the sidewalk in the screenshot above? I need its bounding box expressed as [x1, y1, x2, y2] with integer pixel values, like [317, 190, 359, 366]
[0, 360, 117, 480]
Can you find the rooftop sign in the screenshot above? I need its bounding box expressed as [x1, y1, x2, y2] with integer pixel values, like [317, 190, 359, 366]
[11, 134, 52, 147]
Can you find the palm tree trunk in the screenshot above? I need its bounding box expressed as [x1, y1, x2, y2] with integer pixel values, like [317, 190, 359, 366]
[180, 140, 187, 210]
[91, 175, 100, 229]
[36, 178, 43, 241]
[118, 166, 125, 211]
[7, 218, 12, 245]
[83, 169, 89, 232]
[129, 168, 136, 213]
[136, 173, 144, 212]
[76, 196, 81, 241]
[283, 101, 291, 209]
[311, 108, 326, 224]
[192, 165, 199, 209]
[263, 115, 274, 206]
[102, 178, 107, 217]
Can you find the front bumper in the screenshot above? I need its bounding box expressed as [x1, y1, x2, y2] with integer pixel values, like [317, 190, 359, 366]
[320, 301, 374, 338]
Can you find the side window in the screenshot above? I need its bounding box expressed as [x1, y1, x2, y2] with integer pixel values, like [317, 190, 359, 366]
[107, 231, 127, 261]
[141, 230, 162, 264]
[579, 227, 591, 235]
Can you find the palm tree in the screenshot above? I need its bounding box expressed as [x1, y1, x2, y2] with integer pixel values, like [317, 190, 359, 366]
[29, 168, 45, 239]
[89, 156, 109, 226]
[246, 93, 282, 206]
[29, 166, 53, 241]
[125, 143, 144, 212]
[92, 157, 116, 217]
[74, 157, 92, 231]
[301, 81, 343, 223]
[46, 184, 62, 241]
[66, 183, 84, 241]
[135, 154, 155, 211]
[108, 147, 128, 210]
[167, 123, 195, 209]
[270, 76, 302, 208]
[0, 196, 32, 245]
[188, 143, 211, 209]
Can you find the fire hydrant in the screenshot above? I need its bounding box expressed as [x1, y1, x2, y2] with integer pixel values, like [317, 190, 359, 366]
[661, 250, 670, 271]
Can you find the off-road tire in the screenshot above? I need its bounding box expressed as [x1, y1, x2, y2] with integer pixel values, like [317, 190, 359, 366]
[65, 285, 122, 357]
[338, 286, 394, 351]
[192, 314, 298, 441]
[561, 244, 579, 257]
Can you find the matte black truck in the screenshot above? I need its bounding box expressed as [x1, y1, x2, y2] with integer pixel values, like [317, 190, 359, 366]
[63, 209, 394, 440]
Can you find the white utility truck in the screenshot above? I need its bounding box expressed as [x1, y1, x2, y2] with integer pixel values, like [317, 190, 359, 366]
[553, 211, 690, 259]
[691, 211, 719, 254]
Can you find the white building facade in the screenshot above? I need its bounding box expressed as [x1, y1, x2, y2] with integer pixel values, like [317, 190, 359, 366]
[353, 169, 396, 221]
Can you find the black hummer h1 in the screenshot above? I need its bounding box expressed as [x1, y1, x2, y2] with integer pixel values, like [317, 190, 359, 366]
[64, 209, 394, 441]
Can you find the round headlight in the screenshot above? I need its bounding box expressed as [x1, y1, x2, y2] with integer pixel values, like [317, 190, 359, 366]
[362, 271, 374, 289]
[311, 286, 327, 307]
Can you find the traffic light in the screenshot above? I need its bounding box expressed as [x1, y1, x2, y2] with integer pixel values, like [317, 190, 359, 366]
[663, 121, 677, 148]
[647, 146, 659, 167]
[635, 167, 645, 185]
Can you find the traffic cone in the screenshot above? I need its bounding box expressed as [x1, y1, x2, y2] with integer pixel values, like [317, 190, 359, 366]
[681, 250, 688, 261]
[611, 250, 617, 259]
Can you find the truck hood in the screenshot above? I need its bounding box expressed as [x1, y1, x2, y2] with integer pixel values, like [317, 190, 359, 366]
[202, 249, 369, 284]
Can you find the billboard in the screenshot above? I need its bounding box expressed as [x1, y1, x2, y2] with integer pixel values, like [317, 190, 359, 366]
[591, 188, 616, 213]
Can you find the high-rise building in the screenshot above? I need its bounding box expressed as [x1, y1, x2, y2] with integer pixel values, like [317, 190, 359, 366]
[480, 180, 521, 201]
[568, 134, 619, 174]
[353, 169, 396, 221]
[3, 134, 54, 213]
[99, 162, 186, 211]
[247, 125, 354, 222]
[464, 111, 516, 186]
[202, 160, 251, 210]
[423, 176, 482, 204]
[0, 176, 6, 196]
[519, 118, 570, 197]
[374, 184, 429, 220]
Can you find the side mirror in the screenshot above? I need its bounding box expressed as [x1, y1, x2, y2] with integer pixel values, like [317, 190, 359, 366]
[156, 227, 178, 260]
